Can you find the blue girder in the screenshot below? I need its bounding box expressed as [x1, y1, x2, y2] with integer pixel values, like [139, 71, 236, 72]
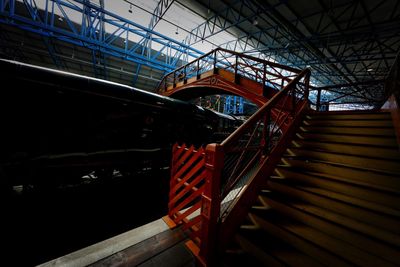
[131, 0, 175, 86]
[0, 0, 204, 73]
[224, 95, 244, 115]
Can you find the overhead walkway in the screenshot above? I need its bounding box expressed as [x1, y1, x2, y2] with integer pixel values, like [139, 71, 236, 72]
[156, 48, 303, 107]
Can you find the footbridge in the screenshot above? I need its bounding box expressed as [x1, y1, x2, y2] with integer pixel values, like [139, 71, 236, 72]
[156, 48, 304, 108]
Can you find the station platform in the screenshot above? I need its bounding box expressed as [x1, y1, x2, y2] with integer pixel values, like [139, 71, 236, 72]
[38, 217, 195, 267]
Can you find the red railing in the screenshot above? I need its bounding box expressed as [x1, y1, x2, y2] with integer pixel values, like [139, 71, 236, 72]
[168, 144, 206, 243]
[195, 68, 310, 265]
[165, 66, 310, 266]
[156, 48, 302, 95]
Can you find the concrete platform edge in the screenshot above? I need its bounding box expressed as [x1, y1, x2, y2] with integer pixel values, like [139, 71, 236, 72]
[37, 218, 170, 267]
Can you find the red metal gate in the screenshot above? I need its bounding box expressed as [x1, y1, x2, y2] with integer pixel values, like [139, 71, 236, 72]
[167, 143, 206, 244]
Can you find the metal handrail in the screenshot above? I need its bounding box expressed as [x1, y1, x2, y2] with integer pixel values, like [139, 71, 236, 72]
[156, 47, 302, 94]
[221, 68, 310, 149]
[197, 67, 311, 265]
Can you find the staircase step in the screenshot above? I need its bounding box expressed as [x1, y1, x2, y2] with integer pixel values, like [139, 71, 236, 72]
[296, 132, 398, 147]
[270, 176, 400, 217]
[306, 112, 392, 121]
[274, 167, 400, 210]
[299, 125, 396, 137]
[253, 197, 271, 210]
[267, 180, 400, 234]
[299, 125, 396, 136]
[275, 199, 400, 247]
[284, 148, 400, 174]
[251, 195, 272, 210]
[235, 232, 286, 267]
[290, 139, 400, 160]
[280, 158, 400, 192]
[260, 194, 400, 265]
[223, 240, 267, 267]
[223, 110, 400, 266]
[250, 210, 397, 267]
[248, 212, 354, 267]
[299, 186, 400, 217]
[303, 118, 392, 127]
[240, 213, 260, 230]
[236, 229, 324, 267]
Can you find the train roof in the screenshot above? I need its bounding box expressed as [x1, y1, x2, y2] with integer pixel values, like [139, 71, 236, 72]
[0, 59, 206, 114]
[205, 108, 247, 122]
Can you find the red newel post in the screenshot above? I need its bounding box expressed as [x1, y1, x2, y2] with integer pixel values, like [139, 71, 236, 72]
[198, 143, 224, 266]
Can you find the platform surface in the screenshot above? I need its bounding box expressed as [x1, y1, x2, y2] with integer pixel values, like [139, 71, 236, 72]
[38, 217, 194, 267]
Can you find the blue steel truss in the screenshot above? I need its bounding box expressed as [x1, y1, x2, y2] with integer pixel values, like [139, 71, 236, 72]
[132, 0, 175, 85]
[0, 0, 203, 73]
[224, 96, 244, 115]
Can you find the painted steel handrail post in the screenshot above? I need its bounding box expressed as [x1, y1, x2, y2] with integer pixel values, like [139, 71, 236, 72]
[173, 71, 176, 88]
[213, 50, 217, 74]
[199, 143, 224, 266]
[197, 58, 200, 79]
[183, 65, 187, 84]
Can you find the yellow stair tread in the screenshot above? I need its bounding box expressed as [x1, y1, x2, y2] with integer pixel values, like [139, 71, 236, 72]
[267, 180, 400, 234]
[260, 194, 400, 265]
[279, 158, 400, 192]
[274, 167, 400, 210]
[290, 139, 400, 160]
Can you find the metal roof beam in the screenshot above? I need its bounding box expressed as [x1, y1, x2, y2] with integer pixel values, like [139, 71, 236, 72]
[359, 0, 389, 70]
[282, 0, 356, 84]
[128, 0, 175, 85]
[196, 0, 328, 82]
[0, 0, 204, 73]
[212, 0, 340, 85]
[170, 0, 260, 66]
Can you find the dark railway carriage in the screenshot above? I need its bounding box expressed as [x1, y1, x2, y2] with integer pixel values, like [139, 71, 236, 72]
[0, 59, 241, 190]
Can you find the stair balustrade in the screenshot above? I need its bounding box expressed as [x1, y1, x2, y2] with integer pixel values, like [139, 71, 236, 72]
[196, 68, 310, 266]
[157, 48, 302, 96]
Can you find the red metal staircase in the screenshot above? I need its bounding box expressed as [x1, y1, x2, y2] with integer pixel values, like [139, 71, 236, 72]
[163, 50, 400, 267]
[225, 110, 400, 267]
[164, 60, 311, 265]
